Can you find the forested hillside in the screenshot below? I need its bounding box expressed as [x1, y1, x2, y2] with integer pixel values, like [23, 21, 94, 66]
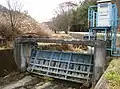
[45, 0, 96, 33]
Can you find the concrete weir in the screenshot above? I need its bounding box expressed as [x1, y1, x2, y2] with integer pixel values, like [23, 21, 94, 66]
[14, 37, 107, 87]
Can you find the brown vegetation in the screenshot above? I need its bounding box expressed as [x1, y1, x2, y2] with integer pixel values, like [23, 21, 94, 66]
[20, 17, 53, 37]
[0, 1, 53, 41]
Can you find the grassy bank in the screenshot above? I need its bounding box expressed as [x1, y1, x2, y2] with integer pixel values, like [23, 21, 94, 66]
[104, 58, 120, 89]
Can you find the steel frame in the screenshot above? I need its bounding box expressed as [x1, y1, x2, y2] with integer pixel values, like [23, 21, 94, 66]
[27, 50, 94, 83]
[88, 4, 120, 56]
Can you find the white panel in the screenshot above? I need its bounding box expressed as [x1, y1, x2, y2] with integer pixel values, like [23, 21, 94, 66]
[98, 19, 110, 26]
[97, 2, 112, 27]
[97, 0, 112, 3]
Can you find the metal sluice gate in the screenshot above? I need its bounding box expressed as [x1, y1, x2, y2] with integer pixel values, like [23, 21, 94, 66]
[14, 37, 106, 86]
[27, 50, 93, 83]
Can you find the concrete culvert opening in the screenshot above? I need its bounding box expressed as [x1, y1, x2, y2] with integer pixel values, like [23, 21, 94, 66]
[0, 49, 18, 77]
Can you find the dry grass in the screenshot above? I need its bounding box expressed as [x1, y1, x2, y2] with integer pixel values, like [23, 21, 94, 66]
[52, 33, 72, 39]
[37, 43, 88, 52]
[20, 17, 53, 37]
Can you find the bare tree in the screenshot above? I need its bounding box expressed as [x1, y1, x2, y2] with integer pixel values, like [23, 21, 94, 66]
[3, 0, 27, 40]
[53, 1, 77, 33]
[54, 1, 77, 15]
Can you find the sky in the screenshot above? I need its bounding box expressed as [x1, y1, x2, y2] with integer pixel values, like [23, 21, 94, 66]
[0, 0, 81, 22]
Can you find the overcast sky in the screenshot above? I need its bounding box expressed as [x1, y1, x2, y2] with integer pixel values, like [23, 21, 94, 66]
[0, 0, 82, 22]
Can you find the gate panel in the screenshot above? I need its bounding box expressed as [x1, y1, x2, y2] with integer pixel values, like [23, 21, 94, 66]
[27, 50, 94, 83]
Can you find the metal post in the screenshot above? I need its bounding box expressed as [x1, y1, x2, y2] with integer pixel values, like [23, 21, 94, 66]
[93, 11, 95, 27]
[89, 28, 91, 40]
[105, 28, 107, 41]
